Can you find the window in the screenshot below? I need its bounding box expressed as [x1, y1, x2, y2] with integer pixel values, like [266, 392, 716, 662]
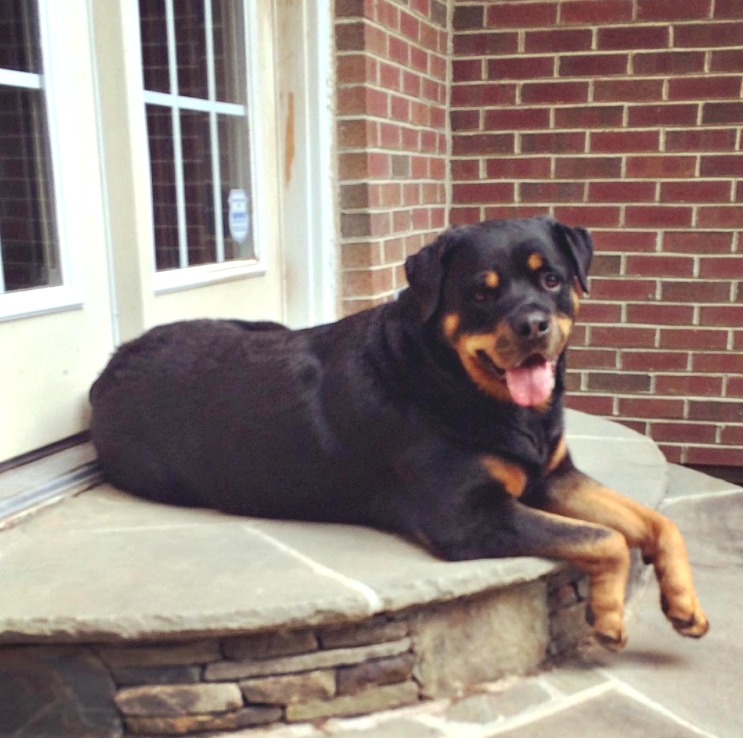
[139, 0, 255, 275]
[0, 0, 59, 295]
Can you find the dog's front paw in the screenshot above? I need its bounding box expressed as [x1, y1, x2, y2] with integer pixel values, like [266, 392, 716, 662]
[661, 594, 710, 639]
[587, 605, 628, 651]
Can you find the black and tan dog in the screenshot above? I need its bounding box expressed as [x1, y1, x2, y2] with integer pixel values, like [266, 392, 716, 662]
[90, 216, 708, 649]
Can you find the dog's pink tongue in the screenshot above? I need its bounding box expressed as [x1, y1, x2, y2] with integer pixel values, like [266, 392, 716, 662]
[505, 361, 555, 407]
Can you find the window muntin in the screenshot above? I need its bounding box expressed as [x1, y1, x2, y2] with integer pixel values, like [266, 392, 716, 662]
[0, 0, 59, 295]
[139, 0, 255, 273]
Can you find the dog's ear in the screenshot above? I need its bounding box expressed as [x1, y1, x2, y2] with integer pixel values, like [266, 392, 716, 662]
[552, 220, 593, 295]
[404, 229, 460, 321]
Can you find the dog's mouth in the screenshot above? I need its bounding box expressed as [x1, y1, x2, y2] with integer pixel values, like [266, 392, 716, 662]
[476, 350, 557, 407]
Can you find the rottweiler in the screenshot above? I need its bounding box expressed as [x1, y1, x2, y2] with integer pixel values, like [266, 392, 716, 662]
[89, 216, 708, 649]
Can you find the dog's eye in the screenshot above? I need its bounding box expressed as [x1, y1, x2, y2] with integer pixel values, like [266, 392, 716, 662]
[473, 288, 490, 303]
[541, 272, 562, 291]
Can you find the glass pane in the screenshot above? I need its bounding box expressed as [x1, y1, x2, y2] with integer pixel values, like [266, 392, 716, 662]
[0, 0, 41, 73]
[181, 109, 216, 265]
[213, 0, 246, 104]
[139, 0, 169, 93]
[218, 113, 253, 260]
[146, 105, 180, 270]
[0, 87, 59, 291]
[174, 0, 208, 99]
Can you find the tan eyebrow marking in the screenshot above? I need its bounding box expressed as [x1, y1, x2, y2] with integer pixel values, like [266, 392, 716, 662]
[527, 252, 544, 271]
[484, 270, 499, 289]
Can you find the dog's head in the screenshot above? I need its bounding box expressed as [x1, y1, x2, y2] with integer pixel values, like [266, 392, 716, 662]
[405, 216, 593, 408]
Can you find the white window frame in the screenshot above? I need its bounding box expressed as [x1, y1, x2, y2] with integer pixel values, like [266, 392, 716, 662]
[0, 0, 84, 322]
[141, 0, 270, 296]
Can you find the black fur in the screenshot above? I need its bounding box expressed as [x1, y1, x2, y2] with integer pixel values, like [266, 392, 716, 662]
[90, 216, 594, 561]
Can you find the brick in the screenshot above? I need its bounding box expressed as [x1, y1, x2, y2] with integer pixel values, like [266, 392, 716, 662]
[521, 131, 586, 154]
[661, 279, 731, 302]
[342, 241, 383, 269]
[520, 181, 585, 203]
[618, 397, 685, 419]
[662, 231, 733, 253]
[651, 422, 717, 444]
[555, 156, 622, 179]
[451, 83, 517, 106]
[552, 205, 621, 227]
[665, 128, 737, 151]
[720, 425, 743, 444]
[689, 400, 743, 422]
[703, 103, 743, 125]
[486, 157, 552, 180]
[590, 130, 660, 153]
[590, 253, 623, 276]
[335, 21, 366, 51]
[487, 2, 558, 27]
[590, 326, 656, 348]
[699, 257, 743, 278]
[660, 180, 732, 203]
[674, 22, 743, 48]
[660, 328, 728, 350]
[483, 205, 549, 221]
[625, 206, 693, 228]
[621, 350, 688, 372]
[565, 394, 615, 415]
[669, 76, 742, 101]
[453, 58, 483, 82]
[452, 182, 514, 202]
[521, 81, 590, 105]
[709, 49, 743, 72]
[554, 106, 624, 129]
[632, 51, 706, 75]
[693, 352, 743, 373]
[594, 79, 664, 102]
[697, 206, 743, 228]
[585, 277, 656, 300]
[451, 110, 480, 131]
[587, 372, 652, 393]
[560, 0, 633, 24]
[115, 684, 242, 717]
[597, 26, 669, 50]
[685, 446, 743, 466]
[626, 303, 694, 325]
[627, 104, 699, 127]
[483, 107, 551, 130]
[453, 5, 484, 29]
[715, 0, 743, 17]
[593, 229, 658, 252]
[700, 305, 743, 326]
[568, 348, 619, 369]
[453, 31, 519, 56]
[625, 254, 695, 277]
[700, 155, 743, 177]
[488, 56, 555, 80]
[627, 155, 696, 179]
[559, 54, 629, 77]
[525, 29, 593, 53]
[655, 375, 723, 397]
[637, 0, 712, 19]
[588, 181, 656, 203]
[452, 133, 515, 156]
[451, 158, 480, 179]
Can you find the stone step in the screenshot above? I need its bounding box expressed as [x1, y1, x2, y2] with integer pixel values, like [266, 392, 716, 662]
[0, 410, 667, 737]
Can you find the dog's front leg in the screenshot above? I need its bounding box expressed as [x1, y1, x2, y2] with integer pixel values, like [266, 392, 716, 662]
[541, 455, 709, 640]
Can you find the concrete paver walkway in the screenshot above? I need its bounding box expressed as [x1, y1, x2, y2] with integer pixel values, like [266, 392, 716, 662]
[229, 464, 741, 738]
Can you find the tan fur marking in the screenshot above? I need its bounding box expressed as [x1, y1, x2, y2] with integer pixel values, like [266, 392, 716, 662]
[527, 252, 544, 271]
[545, 470, 709, 640]
[484, 270, 499, 289]
[571, 287, 581, 315]
[545, 436, 567, 474]
[481, 455, 528, 498]
[455, 328, 513, 402]
[442, 313, 460, 341]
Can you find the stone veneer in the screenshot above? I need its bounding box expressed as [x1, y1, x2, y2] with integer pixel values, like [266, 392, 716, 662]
[0, 568, 588, 737]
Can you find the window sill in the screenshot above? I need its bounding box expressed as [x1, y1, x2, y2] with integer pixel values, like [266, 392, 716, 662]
[152, 259, 267, 295]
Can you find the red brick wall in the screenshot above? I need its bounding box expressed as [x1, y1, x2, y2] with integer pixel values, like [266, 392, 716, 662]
[449, 0, 743, 466]
[335, 0, 450, 314]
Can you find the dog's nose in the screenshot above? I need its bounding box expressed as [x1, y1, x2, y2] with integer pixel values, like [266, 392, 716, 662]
[513, 310, 551, 339]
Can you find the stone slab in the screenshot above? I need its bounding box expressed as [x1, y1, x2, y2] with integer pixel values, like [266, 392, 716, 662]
[0, 411, 666, 643]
